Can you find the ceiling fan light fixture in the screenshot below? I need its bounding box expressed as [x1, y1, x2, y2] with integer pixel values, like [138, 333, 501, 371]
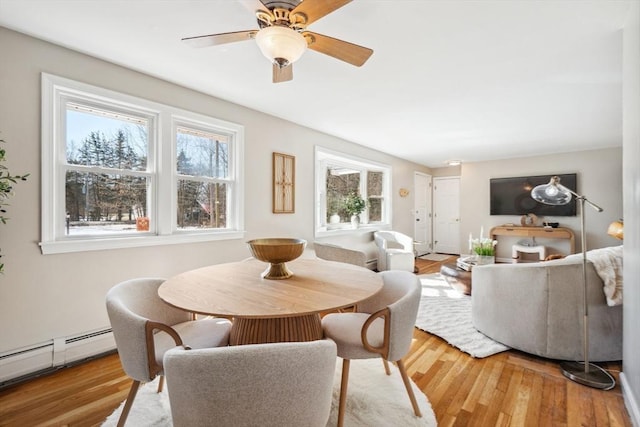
[255, 26, 307, 66]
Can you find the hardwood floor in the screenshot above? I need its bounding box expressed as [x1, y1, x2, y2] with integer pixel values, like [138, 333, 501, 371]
[0, 256, 630, 426]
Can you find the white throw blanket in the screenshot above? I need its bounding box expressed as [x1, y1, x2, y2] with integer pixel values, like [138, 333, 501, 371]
[568, 246, 623, 306]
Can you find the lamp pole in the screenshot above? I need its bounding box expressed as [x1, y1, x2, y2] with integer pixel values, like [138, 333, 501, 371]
[558, 193, 615, 390]
[531, 177, 615, 390]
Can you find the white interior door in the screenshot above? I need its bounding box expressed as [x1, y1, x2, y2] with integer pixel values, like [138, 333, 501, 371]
[413, 172, 432, 256]
[433, 176, 461, 255]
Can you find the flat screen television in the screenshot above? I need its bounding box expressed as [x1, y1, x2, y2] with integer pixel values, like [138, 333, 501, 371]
[490, 173, 577, 216]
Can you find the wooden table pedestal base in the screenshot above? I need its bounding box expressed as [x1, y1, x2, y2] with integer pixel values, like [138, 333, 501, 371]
[229, 314, 324, 345]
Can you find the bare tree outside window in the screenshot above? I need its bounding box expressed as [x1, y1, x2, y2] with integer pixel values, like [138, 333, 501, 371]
[367, 171, 383, 222]
[176, 127, 229, 229]
[65, 107, 149, 235]
[326, 167, 360, 223]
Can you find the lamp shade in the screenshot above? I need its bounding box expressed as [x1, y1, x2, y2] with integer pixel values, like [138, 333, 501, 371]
[255, 26, 307, 66]
[531, 176, 573, 206]
[607, 220, 624, 240]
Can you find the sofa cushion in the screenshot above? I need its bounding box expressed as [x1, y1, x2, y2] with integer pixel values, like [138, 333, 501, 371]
[313, 231, 379, 270]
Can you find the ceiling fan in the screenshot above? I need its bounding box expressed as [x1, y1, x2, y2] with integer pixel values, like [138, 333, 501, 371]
[181, 0, 373, 83]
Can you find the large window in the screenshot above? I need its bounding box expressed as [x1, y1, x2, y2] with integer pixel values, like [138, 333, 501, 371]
[315, 147, 391, 235]
[41, 74, 244, 254]
[175, 124, 231, 230]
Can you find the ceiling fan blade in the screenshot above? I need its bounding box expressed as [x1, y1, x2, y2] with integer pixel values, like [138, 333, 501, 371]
[304, 32, 373, 67]
[290, 0, 352, 26]
[182, 30, 257, 48]
[240, 0, 269, 14]
[273, 63, 293, 83]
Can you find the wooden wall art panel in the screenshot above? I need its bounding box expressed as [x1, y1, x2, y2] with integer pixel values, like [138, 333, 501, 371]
[273, 152, 295, 213]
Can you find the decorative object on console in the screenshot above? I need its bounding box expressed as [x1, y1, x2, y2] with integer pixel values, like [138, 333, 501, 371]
[531, 175, 615, 390]
[607, 220, 624, 240]
[520, 213, 538, 226]
[246, 238, 306, 279]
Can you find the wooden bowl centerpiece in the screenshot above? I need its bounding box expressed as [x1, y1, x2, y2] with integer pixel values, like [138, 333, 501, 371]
[247, 238, 307, 279]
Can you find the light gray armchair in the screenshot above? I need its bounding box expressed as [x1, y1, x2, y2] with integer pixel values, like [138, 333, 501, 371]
[374, 231, 415, 271]
[163, 340, 337, 427]
[105, 277, 232, 427]
[322, 270, 423, 427]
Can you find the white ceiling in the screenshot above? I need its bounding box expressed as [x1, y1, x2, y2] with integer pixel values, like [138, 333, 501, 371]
[0, 0, 632, 168]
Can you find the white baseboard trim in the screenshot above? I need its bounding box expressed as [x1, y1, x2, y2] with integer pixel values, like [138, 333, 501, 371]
[0, 343, 54, 383]
[0, 328, 115, 384]
[621, 372, 640, 427]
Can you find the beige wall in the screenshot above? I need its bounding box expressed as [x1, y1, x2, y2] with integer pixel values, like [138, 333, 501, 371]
[0, 27, 430, 354]
[459, 148, 623, 259]
[621, 1, 640, 423]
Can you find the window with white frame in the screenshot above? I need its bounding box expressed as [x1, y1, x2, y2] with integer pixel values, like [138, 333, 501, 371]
[315, 147, 391, 235]
[40, 74, 244, 254]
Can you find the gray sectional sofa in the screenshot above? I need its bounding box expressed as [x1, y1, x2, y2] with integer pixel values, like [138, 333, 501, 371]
[471, 256, 622, 361]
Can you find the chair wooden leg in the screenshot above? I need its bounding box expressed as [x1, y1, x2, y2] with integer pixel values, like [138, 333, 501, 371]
[382, 359, 391, 375]
[396, 359, 422, 418]
[338, 359, 351, 427]
[117, 380, 141, 427]
[157, 375, 164, 393]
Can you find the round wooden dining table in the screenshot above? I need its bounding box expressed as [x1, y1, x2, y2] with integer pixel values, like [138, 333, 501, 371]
[158, 258, 383, 345]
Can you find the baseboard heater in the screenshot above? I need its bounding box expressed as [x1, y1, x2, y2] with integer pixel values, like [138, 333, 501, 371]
[0, 327, 116, 387]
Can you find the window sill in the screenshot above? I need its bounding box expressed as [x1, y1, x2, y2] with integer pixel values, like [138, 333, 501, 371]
[39, 230, 246, 255]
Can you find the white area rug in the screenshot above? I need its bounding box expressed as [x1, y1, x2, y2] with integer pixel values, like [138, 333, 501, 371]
[102, 358, 437, 427]
[419, 253, 451, 262]
[416, 273, 509, 358]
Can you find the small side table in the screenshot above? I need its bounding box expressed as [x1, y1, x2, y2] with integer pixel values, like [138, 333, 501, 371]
[440, 263, 472, 295]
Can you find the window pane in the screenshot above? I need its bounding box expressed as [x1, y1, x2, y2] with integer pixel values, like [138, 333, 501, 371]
[65, 171, 148, 235]
[176, 127, 229, 178]
[66, 106, 148, 171]
[367, 171, 383, 222]
[326, 167, 360, 222]
[177, 180, 227, 229]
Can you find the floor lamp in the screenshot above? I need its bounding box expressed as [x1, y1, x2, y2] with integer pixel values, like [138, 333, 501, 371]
[530, 176, 616, 390]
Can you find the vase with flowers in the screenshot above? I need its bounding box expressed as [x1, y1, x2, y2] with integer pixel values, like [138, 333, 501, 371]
[344, 192, 367, 229]
[468, 227, 497, 265]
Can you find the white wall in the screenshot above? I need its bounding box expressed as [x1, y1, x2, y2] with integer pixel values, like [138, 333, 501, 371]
[0, 27, 430, 358]
[621, 1, 640, 424]
[459, 148, 623, 259]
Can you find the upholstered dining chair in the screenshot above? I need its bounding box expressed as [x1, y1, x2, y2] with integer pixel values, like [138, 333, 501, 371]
[374, 231, 415, 272]
[322, 270, 423, 427]
[163, 340, 337, 427]
[105, 277, 232, 427]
